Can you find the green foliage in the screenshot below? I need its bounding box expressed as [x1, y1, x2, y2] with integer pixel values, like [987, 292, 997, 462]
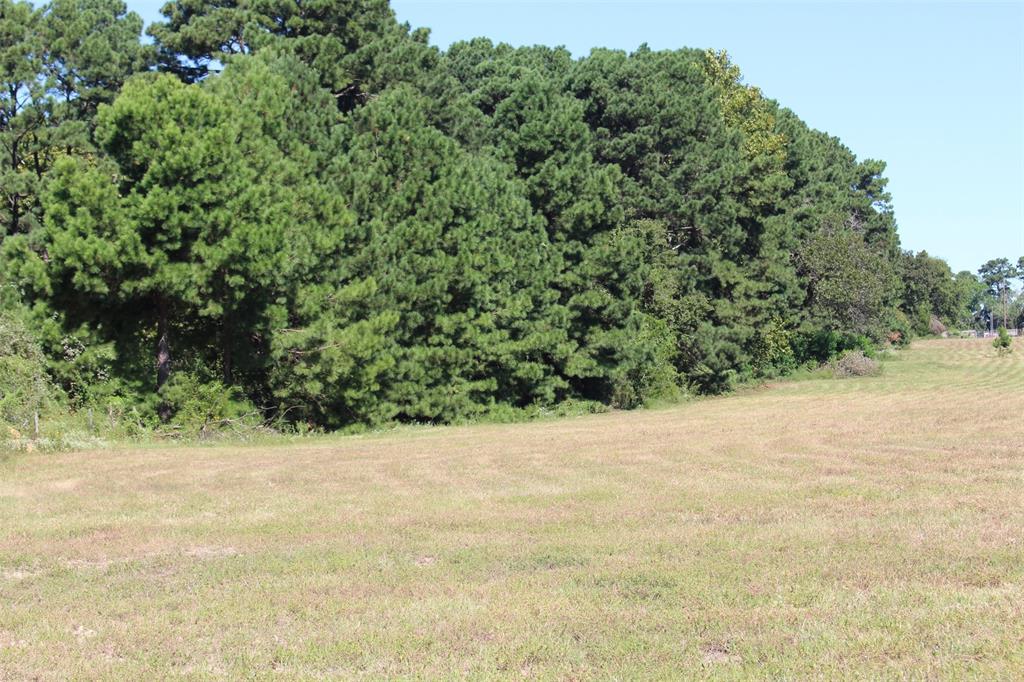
[993, 327, 1012, 354]
[898, 250, 960, 332]
[884, 309, 913, 348]
[607, 313, 680, 409]
[0, 0, 997, 440]
[158, 372, 257, 436]
[797, 226, 898, 339]
[268, 280, 399, 429]
[791, 328, 877, 365]
[42, 64, 341, 409]
[332, 84, 568, 421]
[42, 0, 154, 118]
[751, 317, 796, 375]
[702, 49, 787, 168]
[148, 0, 404, 92]
[979, 258, 1020, 330]
[949, 271, 988, 329]
[0, 312, 51, 429]
[0, 0, 150, 239]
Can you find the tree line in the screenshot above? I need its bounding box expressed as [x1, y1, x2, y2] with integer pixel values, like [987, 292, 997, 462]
[1, 0, 1021, 434]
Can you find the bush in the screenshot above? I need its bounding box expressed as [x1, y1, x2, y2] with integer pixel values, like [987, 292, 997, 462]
[609, 313, 680, 409]
[912, 304, 932, 336]
[993, 327, 1013, 354]
[792, 328, 877, 365]
[831, 350, 882, 378]
[0, 314, 52, 430]
[885, 310, 913, 347]
[158, 373, 260, 438]
[752, 317, 796, 376]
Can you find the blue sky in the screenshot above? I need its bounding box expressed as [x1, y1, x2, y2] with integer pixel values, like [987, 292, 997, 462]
[128, 0, 1023, 273]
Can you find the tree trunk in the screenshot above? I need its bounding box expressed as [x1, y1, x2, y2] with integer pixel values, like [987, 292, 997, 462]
[10, 136, 19, 236]
[1003, 288, 1010, 331]
[222, 311, 233, 386]
[156, 299, 172, 422]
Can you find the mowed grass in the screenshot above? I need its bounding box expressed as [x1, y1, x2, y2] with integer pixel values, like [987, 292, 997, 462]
[2, 339, 1023, 679]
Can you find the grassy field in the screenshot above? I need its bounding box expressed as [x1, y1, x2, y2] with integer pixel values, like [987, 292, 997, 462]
[1, 338, 1022, 679]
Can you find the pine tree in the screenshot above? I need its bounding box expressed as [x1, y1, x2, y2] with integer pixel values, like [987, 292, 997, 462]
[43, 72, 301, 413]
[332, 84, 567, 420]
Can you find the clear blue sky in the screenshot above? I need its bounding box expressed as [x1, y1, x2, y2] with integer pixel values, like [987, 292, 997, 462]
[128, 0, 1024, 273]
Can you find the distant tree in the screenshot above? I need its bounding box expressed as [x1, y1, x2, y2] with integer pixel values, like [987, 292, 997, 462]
[978, 258, 1019, 330]
[950, 271, 989, 329]
[898, 250, 959, 332]
[1018, 256, 1024, 328]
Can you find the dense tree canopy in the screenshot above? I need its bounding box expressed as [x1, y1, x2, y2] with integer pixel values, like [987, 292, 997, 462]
[0, 0, 1016, 433]
[1, 0, 151, 238]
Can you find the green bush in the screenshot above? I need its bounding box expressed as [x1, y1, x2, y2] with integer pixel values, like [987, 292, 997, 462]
[912, 303, 932, 336]
[0, 314, 52, 431]
[752, 317, 797, 376]
[993, 327, 1013, 354]
[885, 310, 913, 347]
[609, 314, 681, 409]
[791, 328, 877, 365]
[158, 373, 260, 438]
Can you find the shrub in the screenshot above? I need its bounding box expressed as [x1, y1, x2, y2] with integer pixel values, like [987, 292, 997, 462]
[885, 310, 913, 347]
[792, 328, 877, 365]
[752, 317, 796, 376]
[913, 304, 932, 336]
[993, 327, 1013, 354]
[609, 313, 680, 409]
[158, 373, 260, 438]
[831, 350, 882, 378]
[0, 314, 52, 430]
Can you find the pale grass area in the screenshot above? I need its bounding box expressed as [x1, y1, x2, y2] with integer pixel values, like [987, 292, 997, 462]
[1, 338, 1022, 679]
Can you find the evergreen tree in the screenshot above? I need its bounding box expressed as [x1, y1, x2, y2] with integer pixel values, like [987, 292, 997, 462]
[1, 0, 46, 238]
[569, 46, 751, 390]
[0, 0, 149, 240]
[42, 72, 306, 414]
[149, 0, 403, 92]
[330, 85, 568, 421]
[0, 0, 985, 428]
[442, 41, 675, 405]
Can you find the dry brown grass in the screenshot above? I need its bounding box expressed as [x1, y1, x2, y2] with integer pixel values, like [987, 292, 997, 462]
[1, 338, 1023, 679]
